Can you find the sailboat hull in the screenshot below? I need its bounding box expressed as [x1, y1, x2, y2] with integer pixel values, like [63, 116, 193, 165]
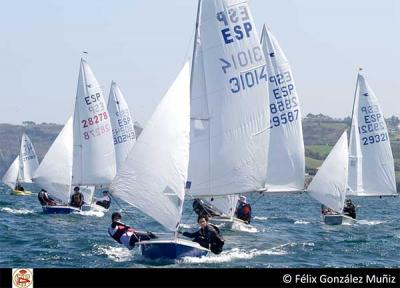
[323, 214, 356, 225]
[42, 205, 81, 214]
[210, 216, 256, 232]
[11, 190, 32, 196]
[138, 238, 209, 260]
[81, 203, 108, 212]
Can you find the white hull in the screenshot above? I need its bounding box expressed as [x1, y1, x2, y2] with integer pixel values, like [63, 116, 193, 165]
[323, 214, 356, 225]
[81, 203, 108, 212]
[209, 216, 257, 232]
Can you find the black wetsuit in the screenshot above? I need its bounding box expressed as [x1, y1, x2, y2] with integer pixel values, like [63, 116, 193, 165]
[343, 203, 356, 219]
[182, 224, 224, 254]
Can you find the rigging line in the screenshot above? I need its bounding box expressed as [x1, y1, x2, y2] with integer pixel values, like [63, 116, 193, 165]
[250, 192, 265, 209]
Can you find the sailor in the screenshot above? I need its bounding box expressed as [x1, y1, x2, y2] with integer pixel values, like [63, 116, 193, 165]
[343, 199, 356, 219]
[69, 186, 84, 208]
[179, 214, 224, 254]
[38, 189, 57, 206]
[14, 183, 25, 191]
[108, 212, 157, 250]
[234, 196, 252, 224]
[95, 190, 111, 209]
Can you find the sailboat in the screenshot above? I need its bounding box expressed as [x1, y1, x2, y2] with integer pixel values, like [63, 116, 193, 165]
[307, 131, 353, 225]
[111, 62, 209, 260]
[260, 25, 305, 193]
[107, 81, 136, 171]
[33, 59, 116, 214]
[347, 69, 397, 198]
[186, 0, 270, 231]
[2, 133, 39, 196]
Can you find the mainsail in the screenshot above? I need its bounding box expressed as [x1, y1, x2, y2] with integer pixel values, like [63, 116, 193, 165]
[33, 118, 73, 203]
[111, 62, 190, 231]
[2, 156, 19, 189]
[261, 25, 305, 192]
[187, 0, 269, 198]
[308, 132, 348, 213]
[72, 59, 116, 186]
[107, 81, 136, 171]
[347, 71, 397, 196]
[18, 133, 40, 183]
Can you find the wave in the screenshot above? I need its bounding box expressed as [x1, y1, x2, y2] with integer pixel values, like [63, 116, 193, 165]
[75, 210, 105, 217]
[180, 247, 287, 264]
[253, 216, 268, 220]
[294, 220, 310, 225]
[95, 245, 133, 262]
[1, 207, 34, 215]
[357, 220, 386, 226]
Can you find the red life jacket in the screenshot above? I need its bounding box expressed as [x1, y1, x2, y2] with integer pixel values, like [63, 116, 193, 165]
[109, 222, 135, 244]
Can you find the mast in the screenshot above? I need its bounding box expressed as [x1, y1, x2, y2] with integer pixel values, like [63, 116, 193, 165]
[189, 0, 201, 94]
[350, 68, 362, 129]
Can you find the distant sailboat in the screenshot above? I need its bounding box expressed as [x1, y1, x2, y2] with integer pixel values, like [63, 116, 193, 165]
[2, 133, 39, 196]
[186, 0, 269, 230]
[107, 81, 136, 171]
[260, 25, 305, 192]
[307, 131, 354, 225]
[34, 59, 116, 214]
[111, 62, 209, 260]
[347, 69, 397, 197]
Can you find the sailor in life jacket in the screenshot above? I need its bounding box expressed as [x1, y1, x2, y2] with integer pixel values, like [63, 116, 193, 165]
[69, 186, 84, 208]
[38, 189, 57, 206]
[95, 190, 111, 209]
[179, 214, 225, 254]
[235, 195, 252, 224]
[108, 212, 157, 250]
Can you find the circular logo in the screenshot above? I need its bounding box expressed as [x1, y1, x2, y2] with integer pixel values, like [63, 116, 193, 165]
[12, 269, 33, 288]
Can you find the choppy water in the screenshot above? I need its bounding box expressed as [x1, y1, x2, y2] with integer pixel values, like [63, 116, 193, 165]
[0, 183, 399, 268]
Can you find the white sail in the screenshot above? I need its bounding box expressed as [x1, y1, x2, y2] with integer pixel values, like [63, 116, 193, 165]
[187, 0, 269, 198]
[261, 25, 305, 192]
[111, 62, 190, 232]
[72, 59, 116, 186]
[18, 133, 40, 183]
[347, 72, 397, 196]
[33, 118, 73, 203]
[107, 81, 136, 171]
[2, 156, 19, 189]
[202, 195, 239, 217]
[308, 132, 348, 213]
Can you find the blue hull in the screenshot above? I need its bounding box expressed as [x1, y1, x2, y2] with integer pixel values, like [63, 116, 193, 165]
[140, 240, 209, 260]
[42, 205, 80, 214]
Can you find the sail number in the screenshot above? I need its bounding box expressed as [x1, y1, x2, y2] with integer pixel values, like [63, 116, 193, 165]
[229, 65, 267, 93]
[81, 112, 108, 128]
[217, 5, 252, 44]
[112, 109, 136, 145]
[362, 133, 388, 146]
[83, 123, 111, 140]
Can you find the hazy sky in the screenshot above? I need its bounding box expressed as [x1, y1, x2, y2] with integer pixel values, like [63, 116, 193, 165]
[0, 0, 399, 125]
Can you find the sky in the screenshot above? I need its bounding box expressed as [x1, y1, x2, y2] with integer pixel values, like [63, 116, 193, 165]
[0, 0, 399, 125]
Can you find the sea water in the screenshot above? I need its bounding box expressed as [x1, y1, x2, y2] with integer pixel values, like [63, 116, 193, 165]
[0, 183, 399, 268]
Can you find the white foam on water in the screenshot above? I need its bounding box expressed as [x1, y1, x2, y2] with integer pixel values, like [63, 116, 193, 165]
[96, 245, 133, 262]
[1, 207, 34, 215]
[180, 247, 287, 264]
[231, 222, 258, 233]
[294, 220, 310, 225]
[253, 216, 268, 220]
[75, 210, 105, 217]
[357, 220, 386, 226]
